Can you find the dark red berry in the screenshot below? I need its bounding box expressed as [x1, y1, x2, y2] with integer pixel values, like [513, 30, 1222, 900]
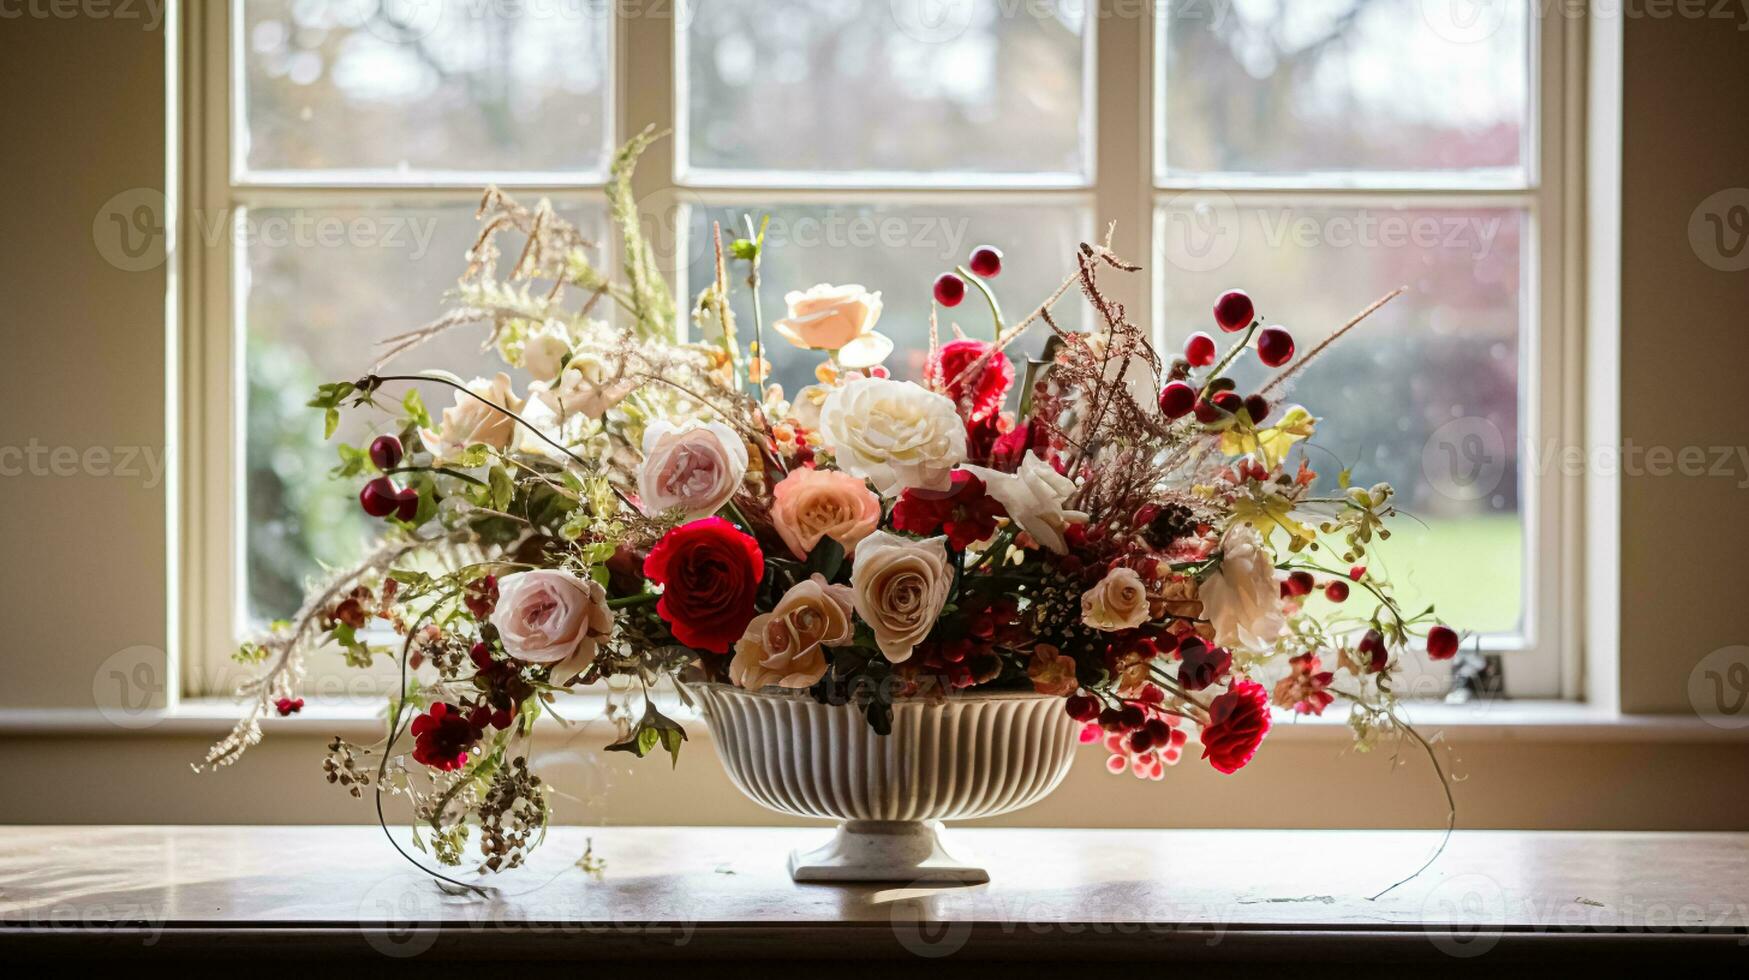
[933, 272, 966, 307]
[1184, 331, 1217, 367]
[1213, 289, 1254, 333]
[1324, 580, 1350, 603]
[1286, 570, 1315, 596]
[369, 434, 404, 471]
[1158, 380, 1196, 419]
[968, 245, 1003, 278]
[1243, 394, 1270, 425]
[1427, 626, 1461, 661]
[1211, 390, 1244, 415]
[1128, 729, 1155, 753]
[1358, 629, 1388, 672]
[393, 486, 420, 522]
[1144, 718, 1171, 742]
[1349, 565, 1367, 581]
[1065, 694, 1101, 722]
[1118, 705, 1146, 730]
[359, 477, 400, 518]
[1193, 398, 1222, 424]
[1099, 707, 1125, 732]
[1256, 326, 1295, 367]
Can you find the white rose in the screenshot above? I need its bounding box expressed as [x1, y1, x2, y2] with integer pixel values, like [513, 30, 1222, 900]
[637, 420, 749, 521]
[849, 531, 954, 663]
[418, 373, 524, 462]
[961, 452, 1088, 555]
[1081, 566, 1150, 631]
[490, 570, 614, 684]
[522, 320, 573, 383]
[818, 377, 966, 496]
[1199, 523, 1286, 651]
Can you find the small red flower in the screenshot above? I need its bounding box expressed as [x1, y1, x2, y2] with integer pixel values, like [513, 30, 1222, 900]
[891, 470, 1005, 550]
[1200, 679, 1271, 774]
[928, 338, 1014, 422]
[273, 697, 304, 717]
[410, 702, 482, 771]
[1272, 653, 1335, 716]
[463, 574, 499, 620]
[1177, 638, 1232, 692]
[643, 517, 764, 653]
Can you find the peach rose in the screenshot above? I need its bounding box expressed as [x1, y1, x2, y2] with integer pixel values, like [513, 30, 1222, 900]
[773, 283, 887, 354]
[1081, 566, 1151, 632]
[419, 373, 523, 462]
[729, 574, 855, 690]
[489, 570, 614, 684]
[849, 530, 953, 663]
[769, 466, 881, 560]
[636, 420, 749, 521]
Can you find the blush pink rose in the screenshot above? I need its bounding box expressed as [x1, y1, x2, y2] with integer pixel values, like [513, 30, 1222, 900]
[489, 570, 614, 683]
[769, 466, 881, 560]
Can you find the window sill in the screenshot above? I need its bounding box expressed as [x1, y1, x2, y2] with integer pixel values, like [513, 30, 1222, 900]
[3, 695, 1744, 743]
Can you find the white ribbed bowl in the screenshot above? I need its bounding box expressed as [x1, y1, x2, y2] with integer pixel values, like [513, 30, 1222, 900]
[683, 682, 1078, 883]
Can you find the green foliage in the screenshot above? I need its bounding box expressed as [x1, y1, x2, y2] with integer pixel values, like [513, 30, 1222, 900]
[605, 700, 687, 767]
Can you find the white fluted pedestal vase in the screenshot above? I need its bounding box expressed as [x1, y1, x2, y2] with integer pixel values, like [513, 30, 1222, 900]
[682, 683, 1079, 884]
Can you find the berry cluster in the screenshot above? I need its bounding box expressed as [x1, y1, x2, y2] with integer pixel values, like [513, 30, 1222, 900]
[356, 435, 419, 522]
[932, 245, 1004, 306]
[1157, 289, 1295, 426]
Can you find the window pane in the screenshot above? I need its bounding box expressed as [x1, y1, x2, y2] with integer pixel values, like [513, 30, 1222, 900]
[685, 202, 1087, 394]
[239, 0, 611, 176]
[1154, 201, 1526, 636]
[682, 1, 1088, 179]
[242, 203, 608, 621]
[1157, 0, 1529, 180]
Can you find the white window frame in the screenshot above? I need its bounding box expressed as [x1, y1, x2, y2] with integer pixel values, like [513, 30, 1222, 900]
[174, 1, 1581, 700]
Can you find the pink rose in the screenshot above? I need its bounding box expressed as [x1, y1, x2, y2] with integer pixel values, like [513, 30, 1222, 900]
[769, 466, 881, 560]
[636, 420, 749, 521]
[489, 570, 614, 684]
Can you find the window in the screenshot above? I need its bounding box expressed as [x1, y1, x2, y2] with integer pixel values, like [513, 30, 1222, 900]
[180, 1, 1576, 699]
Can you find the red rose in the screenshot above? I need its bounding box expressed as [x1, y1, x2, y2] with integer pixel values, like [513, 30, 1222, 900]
[1200, 679, 1271, 774]
[891, 470, 1005, 550]
[643, 516, 764, 652]
[1177, 638, 1232, 692]
[929, 338, 1014, 422]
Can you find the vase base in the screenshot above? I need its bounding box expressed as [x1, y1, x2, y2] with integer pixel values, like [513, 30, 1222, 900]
[788, 820, 988, 884]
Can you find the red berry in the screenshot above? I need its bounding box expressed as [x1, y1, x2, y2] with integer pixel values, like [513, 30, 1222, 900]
[1065, 694, 1100, 722]
[1211, 390, 1244, 415]
[1144, 718, 1171, 742]
[1358, 629, 1388, 672]
[1128, 729, 1154, 753]
[1193, 398, 1222, 424]
[1243, 394, 1270, 425]
[1213, 289, 1254, 333]
[968, 245, 1003, 278]
[1118, 705, 1146, 730]
[359, 477, 400, 518]
[1324, 580, 1350, 603]
[1184, 331, 1217, 367]
[1098, 707, 1125, 732]
[1286, 570, 1315, 596]
[393, 486, 420, 522]
[933, 272, 966, 307]
[1256, 326, 1295, 367]
[1158, 380, 1196, 419]
[1427, 626, 1461, 661]
[1349, 565, 1367, 581]
[369, 434, 404, 471]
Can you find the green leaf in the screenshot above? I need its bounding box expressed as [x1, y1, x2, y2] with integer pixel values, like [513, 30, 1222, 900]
[804, 537, 845, 582]
[323, 408, 341, 440]
[489, 465, 514, 512]
[402, 388, 431, 429]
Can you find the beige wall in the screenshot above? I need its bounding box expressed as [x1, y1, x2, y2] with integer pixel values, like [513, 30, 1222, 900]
[2, 8, 1748, 829]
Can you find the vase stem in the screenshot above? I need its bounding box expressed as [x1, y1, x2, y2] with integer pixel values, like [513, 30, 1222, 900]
[788, 819, 989, 884]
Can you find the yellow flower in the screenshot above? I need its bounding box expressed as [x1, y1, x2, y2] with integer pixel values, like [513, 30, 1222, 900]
[1221, 405, 1317, 469]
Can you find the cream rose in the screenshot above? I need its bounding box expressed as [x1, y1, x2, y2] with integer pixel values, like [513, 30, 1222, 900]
[1200, 522, 1286, 651]
[818, 377, 966, 496]
[419, 373, 523, 462]
[521, 320, 573, 383]
[636, 420, 749, 521]
[489, 570, 614, 684]
[961, 452, 1088, 554]
[773, 283, 884, 352]
[849, 531, 953, 663]
[770, 466, 881, 560]
[1081, 566, 1151, 631]
[729, 574, 855, 690]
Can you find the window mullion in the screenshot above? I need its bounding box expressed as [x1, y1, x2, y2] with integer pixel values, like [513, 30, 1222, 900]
[1094, 0, 1153, 345]
[618, 2, 681, 331]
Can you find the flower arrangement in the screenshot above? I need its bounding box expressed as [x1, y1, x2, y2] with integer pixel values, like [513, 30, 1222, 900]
[207, 133, 1462, 877]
